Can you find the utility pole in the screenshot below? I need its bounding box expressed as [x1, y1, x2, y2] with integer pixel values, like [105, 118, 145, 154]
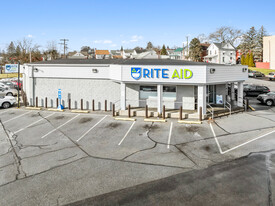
[186, 36, 189, 61]
[59, 39, 69, 59]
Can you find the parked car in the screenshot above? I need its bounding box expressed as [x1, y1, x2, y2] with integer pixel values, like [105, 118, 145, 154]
[248, 70, 263, 78]
[267, 72, 275, 81]
[257, 92, 275, 106]
[0, 81, 17, 89]
[0, 86, 18, 96]
[243, 84, 270, 97]
[0, 96, 16, 108]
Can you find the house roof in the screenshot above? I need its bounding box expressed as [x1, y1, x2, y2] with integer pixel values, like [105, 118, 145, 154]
[174, 48, 183, 52]
[28, 58, 235, 66]
[213, 43, 234, 50]
[95, 50, 110, 55]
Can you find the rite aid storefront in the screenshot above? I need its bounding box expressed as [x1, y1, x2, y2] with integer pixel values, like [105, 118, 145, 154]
[23, 59, 248, 117]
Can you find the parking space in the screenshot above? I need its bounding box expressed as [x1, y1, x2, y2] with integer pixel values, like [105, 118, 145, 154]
[1, 107, 275, 181]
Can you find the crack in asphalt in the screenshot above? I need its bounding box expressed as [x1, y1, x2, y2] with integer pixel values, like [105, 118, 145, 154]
[265, 153, 273, 206]
[214, 121, 231, 134]
[0, 120, 26, 180]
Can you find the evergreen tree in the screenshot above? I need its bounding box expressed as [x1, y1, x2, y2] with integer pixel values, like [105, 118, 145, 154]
[146, 41, 153, 50]
[160, 45, 168, 55]
[189, 38, 202, 62]
[256, 26, 268, 62]
[249, 52, 255, 67]
[247, 52, 250, 65]
[241, 54, 245, 65]
[240, 27, 258, 54]
[7, 41, 16, 55]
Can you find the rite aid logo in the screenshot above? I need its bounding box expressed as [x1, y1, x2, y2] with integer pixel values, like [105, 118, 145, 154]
[131, 67, 193, 80]
[131, 67, 142, 80]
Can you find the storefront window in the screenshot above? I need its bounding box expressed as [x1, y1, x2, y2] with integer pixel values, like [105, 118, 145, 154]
[140, 86, 176, 99]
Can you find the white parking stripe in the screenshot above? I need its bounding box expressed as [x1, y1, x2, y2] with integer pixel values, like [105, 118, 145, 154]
[222, 129, 275, 154]
[210, 123, 275, 154]
[167, 122, 173, 149]
[209, 123, 223, 154]
[14, 113, 55, 134]
[76, 115, 107, 142]
[41, 114, 80, 139]
[118, 121, 136, 146]
[3, 111, 32, 124]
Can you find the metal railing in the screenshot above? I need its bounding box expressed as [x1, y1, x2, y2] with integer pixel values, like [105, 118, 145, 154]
[225, 101, 232, 115]
[207, 104, 214, 119]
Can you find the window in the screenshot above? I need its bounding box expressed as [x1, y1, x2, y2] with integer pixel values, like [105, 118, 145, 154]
[223, 57, 225, 62]
[223, 52, 225, 55]
[215, 50, 216, 55]
[210, 51, 212, 55]
[230, 52, 233, 55]
[230, 57, 232, 60]
[139, 86, 176, 99]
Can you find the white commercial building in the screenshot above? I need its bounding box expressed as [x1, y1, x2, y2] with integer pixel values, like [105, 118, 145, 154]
[263, 35, 275, 69]
[22, 59, 248, 119]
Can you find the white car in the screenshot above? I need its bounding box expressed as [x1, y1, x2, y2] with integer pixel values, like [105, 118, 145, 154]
[267, 72, 275, 81]
[0, 96, 16, 108]
[0, 86, 18, 96]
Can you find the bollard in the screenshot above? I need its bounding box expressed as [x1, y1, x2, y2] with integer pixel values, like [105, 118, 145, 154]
[56, 98, 58, 108]
[81, 99, 83, 110]
[246, 98, 249, 111]
[128, 104, 131, 118]
[180, 106, 183, 120]
[145, 105, 148, 118]
[36, 97, 38, 107]
[163, 105, 165, 119]
[92, 99, 95, 111]
[45, 97, 48, 108]
[68, 99, 71, 110]
[112, 104, 115, 117]
[199, 107, 202, 122]
[105, 100, 107, 112]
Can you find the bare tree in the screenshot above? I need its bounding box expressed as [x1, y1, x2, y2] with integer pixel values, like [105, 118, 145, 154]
[209, 26, 242, 47]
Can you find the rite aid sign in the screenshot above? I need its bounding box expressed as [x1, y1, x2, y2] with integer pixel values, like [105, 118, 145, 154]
[5, 64, 18, 73]
[131, 67, 193, 80]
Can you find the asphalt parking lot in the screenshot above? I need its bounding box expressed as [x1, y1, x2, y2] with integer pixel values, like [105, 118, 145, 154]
[1, 103, 275, 205]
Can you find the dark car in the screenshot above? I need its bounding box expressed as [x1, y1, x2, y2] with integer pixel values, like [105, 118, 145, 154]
[243, 84, 270, 97]
[257, 92, 275, 106]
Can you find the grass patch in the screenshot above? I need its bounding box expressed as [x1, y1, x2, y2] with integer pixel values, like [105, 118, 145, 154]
[249, 67, 275, 75]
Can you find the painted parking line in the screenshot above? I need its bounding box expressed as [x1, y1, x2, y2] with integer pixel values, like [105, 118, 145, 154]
[209, 123, 223, 154]
[76, 115, 107, 142]
[210, 123, 275, 154]
[14, 113, 55, 134]
[41, 114, 80, 139]
[118, 121, 136, 146]
[2, 111, 32, 124]
[167, 122, 173, 149]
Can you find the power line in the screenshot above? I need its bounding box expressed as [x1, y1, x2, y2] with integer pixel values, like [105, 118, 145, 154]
[59, 39, 69, 58]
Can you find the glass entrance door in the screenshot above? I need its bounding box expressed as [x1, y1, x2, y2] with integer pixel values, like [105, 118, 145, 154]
[207, 85, 216, 104]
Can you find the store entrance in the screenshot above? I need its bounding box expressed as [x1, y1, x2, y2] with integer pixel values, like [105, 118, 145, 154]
[207, 85, 216, 104]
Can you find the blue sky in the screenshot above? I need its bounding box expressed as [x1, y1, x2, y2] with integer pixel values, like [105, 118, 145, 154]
[1, 0, 275, 52]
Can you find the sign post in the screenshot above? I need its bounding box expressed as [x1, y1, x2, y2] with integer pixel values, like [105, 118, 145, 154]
[57, 89, 64, 110]
[17, 62, 20, 108]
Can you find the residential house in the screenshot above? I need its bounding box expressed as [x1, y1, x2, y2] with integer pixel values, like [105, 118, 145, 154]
[95, 50, 110, 59]
[110, 50, 123, 59]
[204, 42, 236, 64]
[169, 48, 184, 60]
[68, 52, 88, 59]
[122, 49, 137, 59]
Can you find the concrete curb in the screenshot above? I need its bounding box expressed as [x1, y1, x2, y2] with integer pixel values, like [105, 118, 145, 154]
[144, 118, 167, 123]
[114, 117, 136, 121]
[178, 120, 202, 124]
[25, 107, 42, 110]
[71, 110, 90, 113]
[47, 108, 64, 112]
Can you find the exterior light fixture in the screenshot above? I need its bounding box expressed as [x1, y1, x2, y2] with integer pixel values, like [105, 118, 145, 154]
[92, 69, 98, 73]
[33, 68, 39, 72]
[242, 68, 247, 72]
[210, 68, 215, 74]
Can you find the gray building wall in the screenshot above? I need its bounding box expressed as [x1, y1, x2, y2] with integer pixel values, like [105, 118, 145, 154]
[31, 78, 126, 110]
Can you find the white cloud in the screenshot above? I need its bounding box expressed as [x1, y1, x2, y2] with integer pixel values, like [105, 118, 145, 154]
[122, 40, 128, 44]
[93, 40, 102, 44]
[103, 40, 112, 44]
[27, 34, 33, 38]
[111, 44, 117, 47]
[130, 35, 143, 42]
